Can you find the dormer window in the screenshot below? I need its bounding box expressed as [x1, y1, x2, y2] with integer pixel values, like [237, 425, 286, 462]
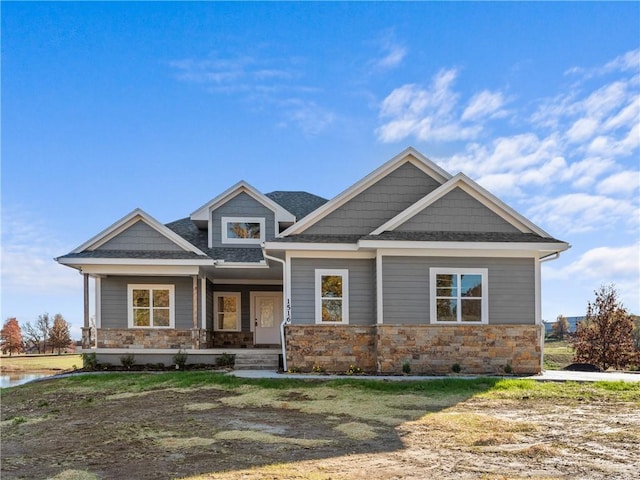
[221, 217, 265, 244]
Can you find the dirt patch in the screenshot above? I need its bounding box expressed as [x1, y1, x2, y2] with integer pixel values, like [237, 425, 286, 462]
[1, 379, 639, 479]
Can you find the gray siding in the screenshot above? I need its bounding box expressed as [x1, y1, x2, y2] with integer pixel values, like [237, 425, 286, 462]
[212, 284, 282, 332]
[382, 257, 535, 325]
[101, 276, 194, 328]
[97, 221, 183, 251]
[304, 163, 442, 235]
[396, 188, 520, 233]
[212, 192, 276, 248]
[290, 258, 376, 325]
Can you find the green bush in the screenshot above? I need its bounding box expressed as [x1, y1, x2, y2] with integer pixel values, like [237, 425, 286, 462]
[173, 350, 188, 370]
[402, 361, 411, 374]
[82, 352, 98, 370]
[215, 352, 235, 368]
[451, 363, 461, 373]
[119, 354, 135, 369]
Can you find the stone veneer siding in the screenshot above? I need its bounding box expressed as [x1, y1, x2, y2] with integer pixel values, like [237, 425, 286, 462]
[285, 324, 543, 374]
[212, 331, 254, 348]
[285, 325, 377, 372]
[98, 329, 198, 349]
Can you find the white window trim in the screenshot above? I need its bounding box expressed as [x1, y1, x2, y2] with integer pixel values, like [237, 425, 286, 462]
[315, 269, 349, 325]
[221, 216, 265, 244]
[429, 268, 488, 325]
[213, 292, 242, 332]
[127, 284, 175, 329]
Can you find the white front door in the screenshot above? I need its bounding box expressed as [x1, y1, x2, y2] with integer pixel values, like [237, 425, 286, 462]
[252, 292, 282, 345]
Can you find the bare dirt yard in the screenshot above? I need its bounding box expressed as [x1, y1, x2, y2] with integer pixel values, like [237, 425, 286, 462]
[1, 373, 639, 480]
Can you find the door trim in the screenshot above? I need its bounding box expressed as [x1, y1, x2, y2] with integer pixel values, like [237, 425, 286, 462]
[249, 291, 283, 344]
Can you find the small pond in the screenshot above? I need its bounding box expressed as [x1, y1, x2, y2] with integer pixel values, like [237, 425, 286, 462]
[1, 372, 55, 388]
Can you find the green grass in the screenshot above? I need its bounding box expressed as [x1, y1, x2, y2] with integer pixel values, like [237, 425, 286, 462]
[0, 354, 81, 372]
[16, 371, 638, 402]
[544, 339, 574, 370]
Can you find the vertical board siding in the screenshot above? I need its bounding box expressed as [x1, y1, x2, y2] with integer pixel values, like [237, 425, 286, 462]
[290, 258, 375, 325]
[97, 221, 183, 251]
[304, 163, 442, 235]
[101, 276, 193, 329]
[396, 188, 520, 233]
[382, 257, 535, 325]
[211, 192, 276, 248]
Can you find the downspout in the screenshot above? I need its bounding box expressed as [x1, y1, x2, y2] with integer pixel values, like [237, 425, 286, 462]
[262, 246, 289, 372]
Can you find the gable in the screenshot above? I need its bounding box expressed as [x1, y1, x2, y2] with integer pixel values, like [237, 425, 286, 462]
[303, 162, 443, 236]
[211, 191, 276, 248]
[395, 187, 521, 233]
[96, 220, 186, 251]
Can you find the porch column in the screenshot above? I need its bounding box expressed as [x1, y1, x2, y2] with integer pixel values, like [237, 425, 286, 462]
[191, 275, 202, 349]
[82, 273, 92, 349]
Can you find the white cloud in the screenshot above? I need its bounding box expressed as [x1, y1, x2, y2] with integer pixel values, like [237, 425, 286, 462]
[280, 99, 335, 136]
[545, 243, 640, 280]
[597, 170, 640, 196]
[565, 117, 599, 143]
[527, 193, 638, 234]
[376, 42, 407, 70]
[1, 208, 81, 297]
[461, 90, 507, 121]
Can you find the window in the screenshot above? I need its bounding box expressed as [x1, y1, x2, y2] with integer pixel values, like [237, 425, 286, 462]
[315, 269, 349, 324]
[127, 285, 174, 328]
[429, 268, 488, 324]
[221, 217, 265, 244]
[214, 292, 241, 331]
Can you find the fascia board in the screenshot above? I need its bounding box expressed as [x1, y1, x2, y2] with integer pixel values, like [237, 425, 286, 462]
[71, 209, 207, 256]
[76, 265, 201, 276]
[358, 239, 570, 253]
[190, 181, 295, 223]
[370, 173, 551, 237]
[213, 261, 269, 269]
[281, 147, 452, 236]
[57, 257, 214, 266]
[263, 241, 360, 251]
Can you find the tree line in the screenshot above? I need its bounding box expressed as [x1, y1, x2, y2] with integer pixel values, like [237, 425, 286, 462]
[0, 313, 73, 356]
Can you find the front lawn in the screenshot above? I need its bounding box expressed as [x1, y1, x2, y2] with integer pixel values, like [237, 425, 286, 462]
[2, 372, 638, 480]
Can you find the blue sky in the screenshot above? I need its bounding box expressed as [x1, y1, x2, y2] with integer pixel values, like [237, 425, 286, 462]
[2, 2, 639, 338]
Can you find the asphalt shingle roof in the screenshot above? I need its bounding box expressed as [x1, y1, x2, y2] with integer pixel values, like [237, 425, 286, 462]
[57, 250, 207, 260]
[265, 191, 328, 220]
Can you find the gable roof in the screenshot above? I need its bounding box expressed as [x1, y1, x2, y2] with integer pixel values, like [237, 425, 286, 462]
[265, 191, 328, 220]
[280, 147, 452, 236]
[370, 173, 552, 238]
[190, 181, 296, 225]
[68, 208, 207, 256]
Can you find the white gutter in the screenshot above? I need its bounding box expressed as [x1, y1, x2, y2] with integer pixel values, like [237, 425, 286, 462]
[539, 251, 561, 263]
[262, 246, 289, 372]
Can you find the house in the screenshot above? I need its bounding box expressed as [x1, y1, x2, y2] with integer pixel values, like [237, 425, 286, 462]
[56, 147, 570, 374]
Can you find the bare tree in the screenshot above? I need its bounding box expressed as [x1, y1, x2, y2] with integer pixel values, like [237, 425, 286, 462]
[22, 320, 43, 353]
[37, 313, 52, 354]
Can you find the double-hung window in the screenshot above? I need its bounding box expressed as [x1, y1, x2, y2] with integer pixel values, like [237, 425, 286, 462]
[221, 217, 265, 244]
[429, 268, 488, 324]
[128, 285, 175, 328]
[214, 292, 241, 331]
[315, 269, 349, 324]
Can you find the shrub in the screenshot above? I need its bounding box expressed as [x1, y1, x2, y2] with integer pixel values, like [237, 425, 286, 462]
[288, 365, 302, 373]
[451, 363, 461, 374]
[346, 364, 363, 375]
[82, 352, 98, 370]
[312, 364, 326, 373]
[119, 354, 136, 369]
[402, 361, 411, 374]
[173, 350, 188, 370]
[503, 363, 513, 374]
[215, 352, 235, 368]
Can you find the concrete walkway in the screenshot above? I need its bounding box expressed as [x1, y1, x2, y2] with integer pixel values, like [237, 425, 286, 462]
[230, 369, 640, 382]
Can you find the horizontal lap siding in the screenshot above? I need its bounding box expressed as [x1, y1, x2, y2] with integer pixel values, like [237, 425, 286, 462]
[97, 221, 183, 251]
[212, 284, 282, 332]
[101, 276, 193, 329]
[291, 258, 375, 325]
[303, 162, 441, 236]
[382, 257, 535, 325]
[211, 192, 275, 248]
[396, 188, 520, 233]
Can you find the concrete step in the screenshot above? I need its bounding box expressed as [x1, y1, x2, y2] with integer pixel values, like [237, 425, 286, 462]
[234, 353, 280, 370]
